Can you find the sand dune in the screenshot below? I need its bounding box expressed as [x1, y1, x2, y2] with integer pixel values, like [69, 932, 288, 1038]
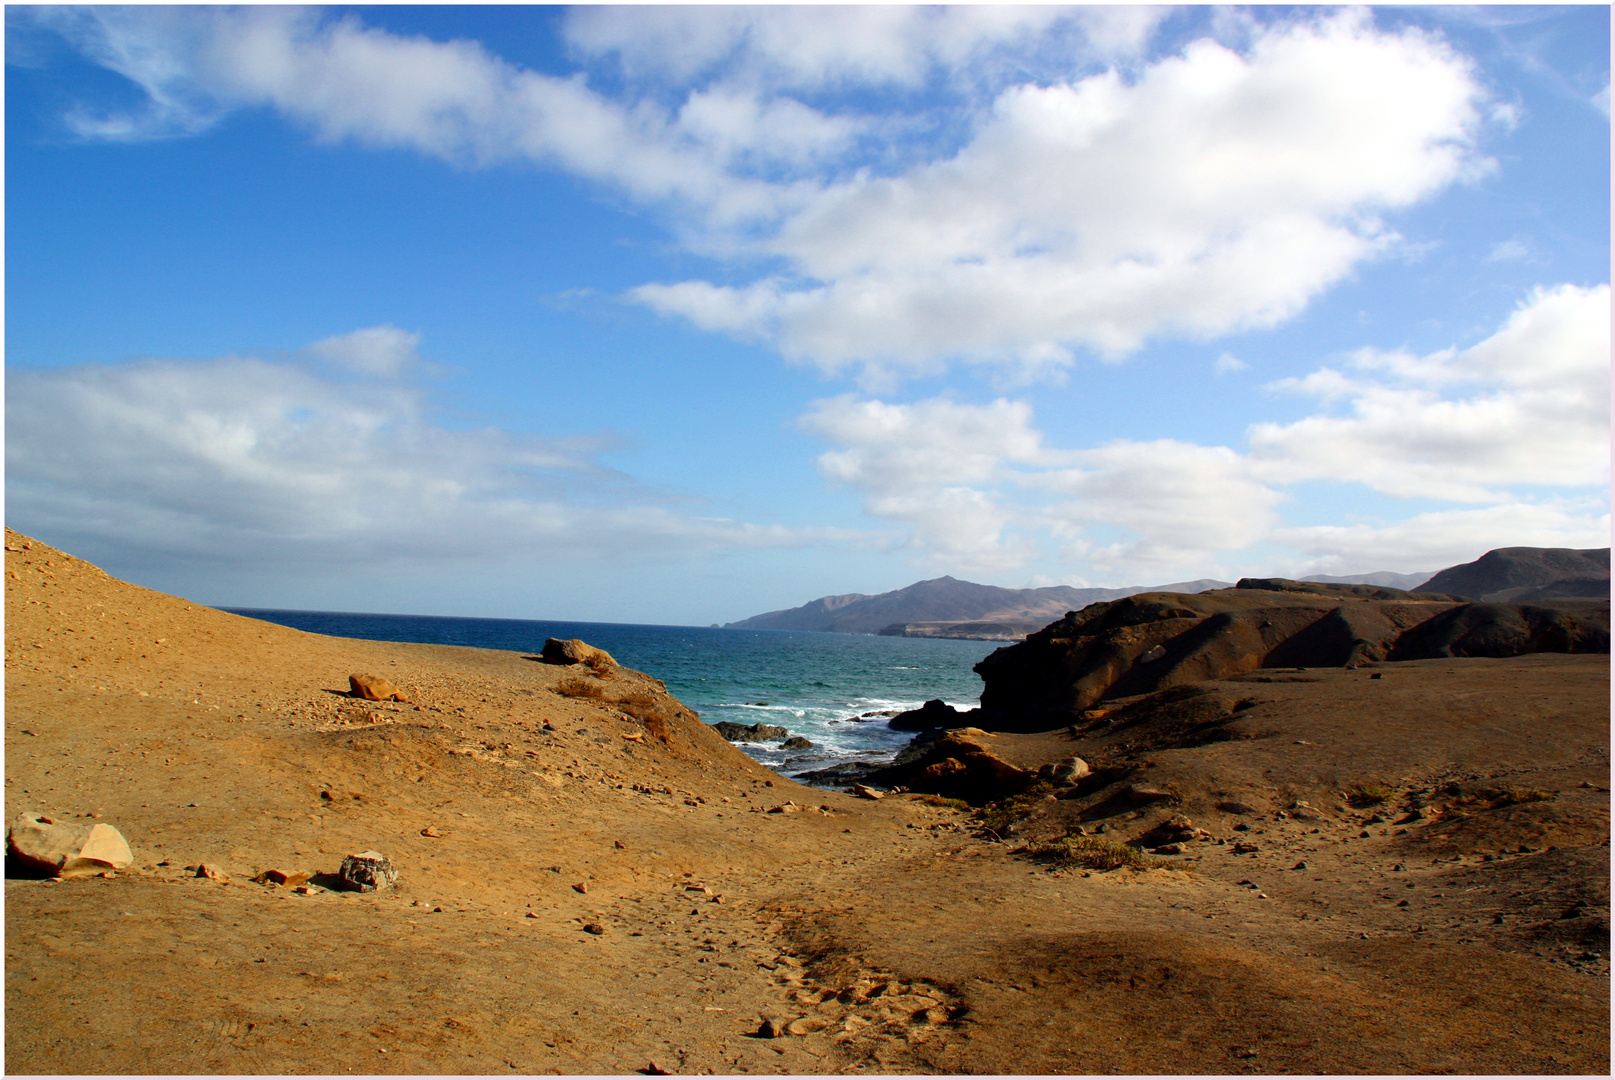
[5, 530, 1608, 1074]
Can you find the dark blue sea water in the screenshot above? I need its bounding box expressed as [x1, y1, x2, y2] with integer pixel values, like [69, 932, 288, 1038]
[224, 609, 1000, 778]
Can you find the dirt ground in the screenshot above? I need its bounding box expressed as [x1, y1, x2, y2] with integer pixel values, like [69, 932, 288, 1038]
[5, 529, 1609, 1074]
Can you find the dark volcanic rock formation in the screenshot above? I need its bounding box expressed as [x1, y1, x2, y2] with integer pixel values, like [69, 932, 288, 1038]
[1417, 547, 1609, 601]
[887, 698, 981, 732]
[710, 721, 789, 743]
[973, 580, 1608, 733]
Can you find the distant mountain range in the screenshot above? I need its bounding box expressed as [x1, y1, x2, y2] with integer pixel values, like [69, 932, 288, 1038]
[723, 548, 1609, 640]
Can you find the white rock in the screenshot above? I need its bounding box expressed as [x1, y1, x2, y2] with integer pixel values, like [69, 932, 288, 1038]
[7, 814, 134, 878]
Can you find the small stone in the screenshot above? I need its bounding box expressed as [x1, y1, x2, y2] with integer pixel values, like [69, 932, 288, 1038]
[420, 827, 443, 838]
[573, 882, 589, 894]
[525, 912, 539, 919]
[582, 922, 605, 935]
[850, 785, 884, 800]
[1152, 843, 1185, 855]
[1292, 861, 1308, 870]
[195, 863, 230, 883]
[336, 850, 397, 892]
[614, 840, 626, 849]
[1359, 830, 1371, 839]
[253, 869, 312, 888]
[1139, 644, 1168, 663]
[756, 1018, 786, 1039]
[1392, 863, 1407, 871]
[644, 1062, 672, 1076]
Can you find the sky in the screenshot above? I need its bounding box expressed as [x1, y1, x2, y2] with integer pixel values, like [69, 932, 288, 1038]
[5, 4, 1610, 625]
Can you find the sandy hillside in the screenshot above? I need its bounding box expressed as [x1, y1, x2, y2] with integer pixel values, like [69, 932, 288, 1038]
[4, 529, 1609, 1074]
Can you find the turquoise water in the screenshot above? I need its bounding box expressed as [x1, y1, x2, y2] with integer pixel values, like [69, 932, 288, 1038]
[225, 609, 1000, 777]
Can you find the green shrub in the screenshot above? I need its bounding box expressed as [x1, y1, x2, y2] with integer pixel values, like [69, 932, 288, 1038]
[1029, 836, 1151, 871]
[1490, 786, 1555, 807]
[1346, 783, 1395, 808]
[907, 794, 969, 811]
[975, 782, 1056, 831]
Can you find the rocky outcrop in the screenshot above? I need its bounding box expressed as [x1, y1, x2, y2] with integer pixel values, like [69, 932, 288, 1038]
[888, 699, 982, 732]
[1390, 602, 1610, 659]
[1417, 547, 1609, 601]
[541, 638, 617, 669]
[711, 721, 789, 743]
[7, 814, 134, 878]
[830, 729, 1039, 804]
[973, 580, 1608, 733]
[349, 673, 410, 702]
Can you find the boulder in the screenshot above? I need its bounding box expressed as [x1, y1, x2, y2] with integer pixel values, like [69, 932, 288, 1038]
[711, 721, 788, 743]
[540, 638, 617, 669]
[1135, 815, 1204, 848]
[7, 814, 134, 878]
[349, 673, 410, 702]
[908, 750, 1036, 803]
[336, 850, 397, 892]
[1039, 756, 1091, 785]
[780, 736, 814, 750]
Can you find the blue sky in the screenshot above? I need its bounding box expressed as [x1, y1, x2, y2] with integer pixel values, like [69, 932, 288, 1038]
[5, 5, 1609, 624]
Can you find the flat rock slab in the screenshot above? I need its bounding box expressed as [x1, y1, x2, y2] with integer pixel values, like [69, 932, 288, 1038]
[7, 814, 134, 878]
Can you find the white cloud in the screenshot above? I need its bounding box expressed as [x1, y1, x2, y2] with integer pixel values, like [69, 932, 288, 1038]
[639, 11, 1493, 381]
[1036, 440, 1285, 577]
[4, 340, 847, 571]
[308, 325, 422, 378]
[1275, 501, 1611, 574]
[1485, 238, 1529, 262]
[795, 283, 1607, 582]
[1214, 351, 1250, 374]
[1250, 283, 1611, 501]
[36, 8, 1493, 383]
[798, 395, 1046, 573]
[562, 6, 1143, 90]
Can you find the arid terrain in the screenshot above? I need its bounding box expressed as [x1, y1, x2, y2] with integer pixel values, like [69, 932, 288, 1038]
[5, 529, 1609, 1074]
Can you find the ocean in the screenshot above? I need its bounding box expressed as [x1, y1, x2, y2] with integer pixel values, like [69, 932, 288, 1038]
[224, 609, 1001, 780]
